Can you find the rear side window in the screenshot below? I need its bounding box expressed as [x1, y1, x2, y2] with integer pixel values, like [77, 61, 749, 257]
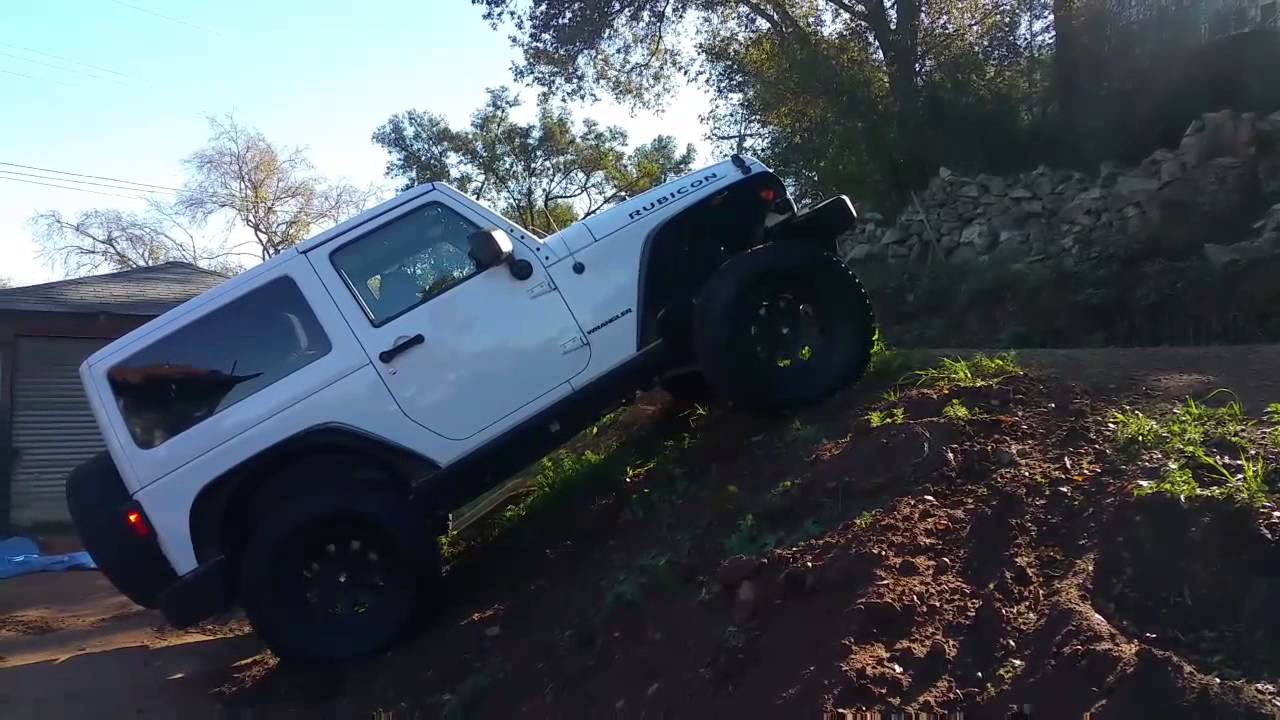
[108, 277, 331, 449]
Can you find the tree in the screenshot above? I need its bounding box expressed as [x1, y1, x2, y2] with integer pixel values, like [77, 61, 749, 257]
[476, 0, 1049, 208]
[373, 88, 696, 234]
[31, 201, 245, 276]
[179, 114, 377, 260]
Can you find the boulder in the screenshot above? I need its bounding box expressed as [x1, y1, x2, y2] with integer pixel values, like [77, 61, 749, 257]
[939, 167, 954, 179]
[847, 243, 874, 261]
[1008, 187, 1035, 199]
[1160, 158, 1184, 184]
[1204, 240, 1275, 269]
[960, 221, 994, 250]
[880, 227, 902, 245]
[1114, 175, 1159, 197]
[958, 184, 982, 198]
[1021, 200, 1044, 215]
[948, 245, 979, 264]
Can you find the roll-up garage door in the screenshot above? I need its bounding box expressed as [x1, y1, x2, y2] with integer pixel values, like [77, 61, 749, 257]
[10, 337, 110, 525]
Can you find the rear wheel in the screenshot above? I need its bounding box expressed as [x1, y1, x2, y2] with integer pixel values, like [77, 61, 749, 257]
[238, 462, 438, 661]
[693, 242, 875, 411]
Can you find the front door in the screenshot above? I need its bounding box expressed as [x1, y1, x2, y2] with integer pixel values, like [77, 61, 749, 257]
[308, 194, 589, 440]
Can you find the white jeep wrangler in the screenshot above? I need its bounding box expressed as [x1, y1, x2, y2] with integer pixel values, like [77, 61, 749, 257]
[67, 155, 874, 660]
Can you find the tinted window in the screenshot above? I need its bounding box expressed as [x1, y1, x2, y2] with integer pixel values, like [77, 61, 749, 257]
[332, 202, 481, 325]
[108, 277, 331, 449]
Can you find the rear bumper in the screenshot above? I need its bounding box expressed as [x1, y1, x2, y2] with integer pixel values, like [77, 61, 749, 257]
[158, 556, 228, 627]
[66, 452, 228, 626]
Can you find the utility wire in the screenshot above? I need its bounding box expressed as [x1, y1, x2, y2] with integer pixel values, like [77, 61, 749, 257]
[0, 161, 186, 192]
[0, 67, 77, 87]
[0, 42, 131, 79]
[0, 50, 126, 84]
[0, 164, 349, 219]
[0, 174, 148, 200]
[106, 0, 223, 36]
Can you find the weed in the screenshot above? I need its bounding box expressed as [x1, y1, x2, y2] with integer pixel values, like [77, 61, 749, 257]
[853, 509, 879, 529]
[914, 352, 1021, 389]
[1266, 403, 1280, 424]
[868, 330, 911, 379]
[1136, 461, 1201, 502]
[942, 399, 975, 422]
[881, 386, 905, 403]
[867, 406, 907, 428]
[723, 514, 782, 557]
[1195, 449, 1269, 506]
[1111, 408, 1162, 451]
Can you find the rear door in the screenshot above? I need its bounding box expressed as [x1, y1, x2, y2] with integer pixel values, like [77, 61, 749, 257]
[307, 191, 590, 441]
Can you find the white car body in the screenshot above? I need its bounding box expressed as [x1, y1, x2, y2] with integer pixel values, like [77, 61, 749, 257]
[79, 157, 765, 575]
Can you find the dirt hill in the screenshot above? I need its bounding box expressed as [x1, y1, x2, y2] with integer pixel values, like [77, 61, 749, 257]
[4, 348, 1280, 719]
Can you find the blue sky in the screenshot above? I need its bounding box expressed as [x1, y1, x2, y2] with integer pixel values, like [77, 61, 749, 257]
[0, 0, 711, 285]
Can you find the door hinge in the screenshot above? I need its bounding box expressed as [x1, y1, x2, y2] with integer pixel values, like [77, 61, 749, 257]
[527, 278, 557, 299]
[559, 335, 587, 354]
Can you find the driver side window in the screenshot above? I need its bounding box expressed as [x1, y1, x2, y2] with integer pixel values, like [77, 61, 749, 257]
[332, 202, 481, 326]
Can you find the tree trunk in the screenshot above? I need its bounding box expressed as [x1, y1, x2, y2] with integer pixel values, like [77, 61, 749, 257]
[1053, 0, 1084, 164]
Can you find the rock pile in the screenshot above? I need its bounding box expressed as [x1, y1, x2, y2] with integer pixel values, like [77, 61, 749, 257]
[841, 109, 1280, 268]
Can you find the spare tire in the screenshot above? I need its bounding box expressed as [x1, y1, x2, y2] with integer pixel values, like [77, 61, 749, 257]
[692, 242, 874, 411]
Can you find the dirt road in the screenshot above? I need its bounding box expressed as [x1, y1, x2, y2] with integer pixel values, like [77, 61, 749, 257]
[2, 346, 1278, 719]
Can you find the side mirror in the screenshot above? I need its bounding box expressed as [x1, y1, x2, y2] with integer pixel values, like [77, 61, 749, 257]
[468, 228, 513, 269]
[467, 228, 533, 281]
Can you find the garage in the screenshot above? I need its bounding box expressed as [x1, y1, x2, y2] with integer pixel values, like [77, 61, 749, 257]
[0, 262, 225, 529]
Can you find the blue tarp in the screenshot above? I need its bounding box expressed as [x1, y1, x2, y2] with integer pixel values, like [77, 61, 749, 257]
[0, 537, 96, 579]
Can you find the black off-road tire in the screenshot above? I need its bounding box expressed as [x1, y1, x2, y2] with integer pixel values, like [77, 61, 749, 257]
[692, 242, 875, 411]
[238, 458, 440, 662]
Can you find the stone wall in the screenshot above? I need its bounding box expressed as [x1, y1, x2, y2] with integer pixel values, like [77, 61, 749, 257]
[840, 109, 1280, 269]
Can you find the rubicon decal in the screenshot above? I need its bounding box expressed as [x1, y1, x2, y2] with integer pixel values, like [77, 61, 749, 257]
[586, 307, 633, 335]
[626, 173, 723, 220]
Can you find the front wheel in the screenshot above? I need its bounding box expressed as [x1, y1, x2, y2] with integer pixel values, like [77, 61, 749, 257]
[693, 242, 875, 411]
[238, 462, 439, 662]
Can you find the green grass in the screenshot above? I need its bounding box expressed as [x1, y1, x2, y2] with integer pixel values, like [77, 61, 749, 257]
[852, 509, 879, 529]
[723, 514, 782, 557]
[881, 386, 905, 403]
[1116, 390, 1276, 507]
[914, 352, 1022, 389]
[868, 330, 911, 379]
[942, 399, 975, 422]
[867, 406, 906, 428]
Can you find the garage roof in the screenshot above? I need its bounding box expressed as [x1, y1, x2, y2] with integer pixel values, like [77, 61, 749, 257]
[0, 262, 227, 316]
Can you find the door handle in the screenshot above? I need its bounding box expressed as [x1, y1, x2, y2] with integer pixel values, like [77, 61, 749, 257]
[379, 333, 424, 363]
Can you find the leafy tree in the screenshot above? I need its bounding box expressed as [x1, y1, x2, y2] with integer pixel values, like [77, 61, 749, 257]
[31, 201, 245, 276]
[373, 87, 696, 234]
[179, 114, 377, 260]
[475, 0, 1049, 209]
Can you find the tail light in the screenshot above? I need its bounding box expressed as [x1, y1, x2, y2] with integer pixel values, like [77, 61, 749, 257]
[124, 503, 151, 538]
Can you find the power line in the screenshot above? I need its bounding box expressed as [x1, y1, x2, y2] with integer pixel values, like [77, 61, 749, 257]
[0, 42, 131, 79]
[106, 0, 222, 36]
[0, 174, 148, 200]
[0, 169, 183, 195]
[0, 50, 125, 85]
[0, 162, 351, 219]
[0, 161, 185, 192]
[0, 67, 78, 88]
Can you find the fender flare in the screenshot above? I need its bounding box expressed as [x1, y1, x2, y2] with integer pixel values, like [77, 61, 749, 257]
[188, 425, 440, 565]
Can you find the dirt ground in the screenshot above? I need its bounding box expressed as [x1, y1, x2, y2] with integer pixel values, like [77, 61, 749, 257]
[4, 346, 1280, 719]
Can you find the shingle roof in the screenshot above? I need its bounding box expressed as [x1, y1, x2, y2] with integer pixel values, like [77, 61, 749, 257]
[0, 262, 227, 316]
